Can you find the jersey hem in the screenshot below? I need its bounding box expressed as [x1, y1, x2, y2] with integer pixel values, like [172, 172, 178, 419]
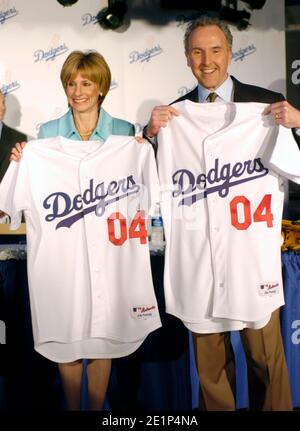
[165, 306, 282, 331]
[35, 337, 145, 363]
[35, 321, 162, 346]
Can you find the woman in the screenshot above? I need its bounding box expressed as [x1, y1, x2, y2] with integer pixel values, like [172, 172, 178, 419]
[41, 50, 134, 140]
[12, 50, 135, 411]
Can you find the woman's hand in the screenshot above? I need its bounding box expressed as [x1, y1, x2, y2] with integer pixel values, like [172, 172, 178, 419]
[9, 141, 27, 162]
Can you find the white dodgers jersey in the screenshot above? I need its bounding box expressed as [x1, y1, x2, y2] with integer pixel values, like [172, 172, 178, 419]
[157, 101, 300, 333]
[0, 136, 161, 362]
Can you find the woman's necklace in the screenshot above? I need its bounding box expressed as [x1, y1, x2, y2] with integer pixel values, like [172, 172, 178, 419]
[74, 115, 96, 140]
[78, 129, 93, 138]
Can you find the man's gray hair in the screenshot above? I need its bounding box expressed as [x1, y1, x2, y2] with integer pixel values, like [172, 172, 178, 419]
[184, 16, 233, 53]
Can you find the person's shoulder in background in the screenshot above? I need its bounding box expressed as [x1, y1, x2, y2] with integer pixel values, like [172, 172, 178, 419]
[1, 123, 27, 143]
[231, 76, 285, 104]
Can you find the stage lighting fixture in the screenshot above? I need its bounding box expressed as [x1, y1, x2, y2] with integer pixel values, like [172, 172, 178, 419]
[56, 0, 79, 6]
[220, 6, 251, 30]
[240, 0, 266, 9]
[97, 1, 128, 30]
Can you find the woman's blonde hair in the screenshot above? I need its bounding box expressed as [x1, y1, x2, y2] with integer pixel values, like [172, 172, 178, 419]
[60, 50, 111, 104]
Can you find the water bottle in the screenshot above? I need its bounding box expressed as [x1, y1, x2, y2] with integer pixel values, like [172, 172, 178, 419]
[150, 204, 165, 253]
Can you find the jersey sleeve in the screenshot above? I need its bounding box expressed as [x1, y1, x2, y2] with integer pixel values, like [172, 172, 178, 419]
[262, 125, 300, 185]
[0, 155, 29, 229]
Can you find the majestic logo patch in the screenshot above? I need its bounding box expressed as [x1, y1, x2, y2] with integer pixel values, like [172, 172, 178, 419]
[258, 282, 280, 297]
[131, 305, 156, 320]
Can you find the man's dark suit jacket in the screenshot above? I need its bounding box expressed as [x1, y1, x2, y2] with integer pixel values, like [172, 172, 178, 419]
[0, 123, 27, 181]
[173, 75, 300, 148]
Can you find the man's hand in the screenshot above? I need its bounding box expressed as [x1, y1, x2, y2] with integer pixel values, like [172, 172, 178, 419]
[263, 101, 300, 128]
[134, 136, 147, 144]
[9, 141, 27, 162]
[145, 105, 180, 138]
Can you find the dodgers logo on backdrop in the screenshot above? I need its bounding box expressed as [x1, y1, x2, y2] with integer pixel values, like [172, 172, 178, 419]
[110, 79, 118, 91]
[177, 85, 195, 98]
[129, 45, 163, 64]
[232, 44, 256, 62]
[0, 6, 18, 24]
[0, 80, 20, 96]
[43, 176, 140, 229]
[172, 157, 269, 206]
[33, 43, 69, 63]
[81, 12, 98, 26]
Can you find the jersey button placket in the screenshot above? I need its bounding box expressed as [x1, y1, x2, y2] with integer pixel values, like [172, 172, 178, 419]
[204, 138, 227, 311]
[80, 161, 106, 335]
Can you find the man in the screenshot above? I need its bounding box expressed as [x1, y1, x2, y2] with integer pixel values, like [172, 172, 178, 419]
[144, 19, 300, 146]
[0, 90, 27, 219]
[144, 16, 300, 411]
[0, 90, 27, 182]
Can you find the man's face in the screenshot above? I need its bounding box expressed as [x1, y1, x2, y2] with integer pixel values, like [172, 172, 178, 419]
[0, 93, 6, 121]
[186, 25, 232, 91]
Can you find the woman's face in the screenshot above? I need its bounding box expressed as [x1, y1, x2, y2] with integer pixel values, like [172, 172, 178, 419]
[65, 72, 101, 114]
